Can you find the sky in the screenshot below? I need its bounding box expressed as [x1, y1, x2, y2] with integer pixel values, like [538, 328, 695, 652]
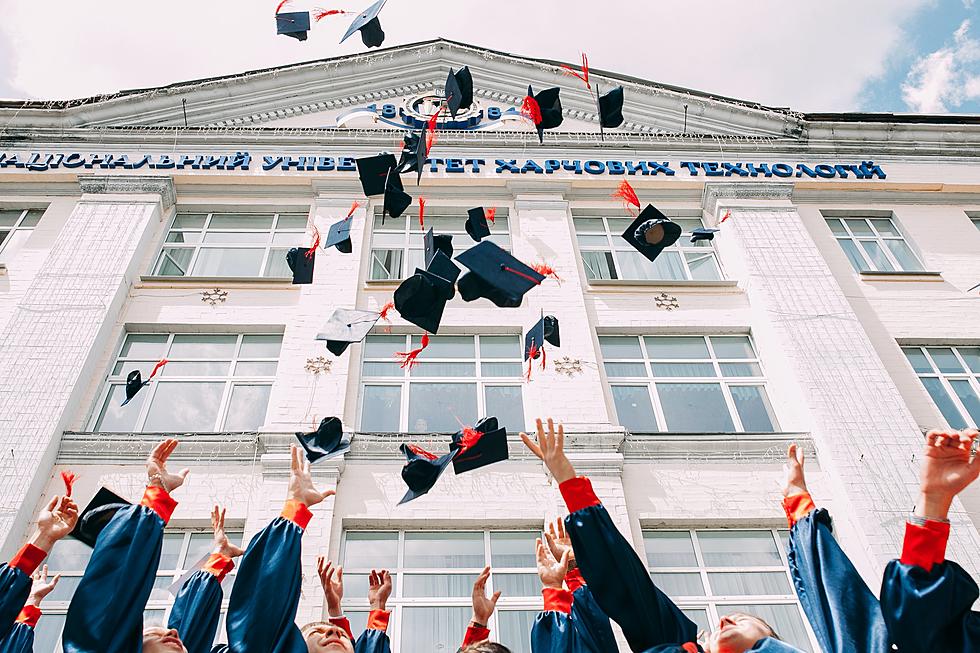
[0, 0, 977, 114]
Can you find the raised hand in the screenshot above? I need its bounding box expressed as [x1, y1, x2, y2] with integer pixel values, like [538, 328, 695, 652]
[288, 445, 336, 507]
[545, 518, 576, 570]
[26, 565, 60, 608]
[520, 418, 576, 483]
[368, 569, 392, 611]
[146, 439, 189, 493]
[33, 495, 79, 551]
[917, 429, 980, 521]
[211, 505, 244, 558]
[782, 443, 809, 498]
[317, 557, 344, 618]
[470, 566, 501, 627]
[536, 537, 570, 590]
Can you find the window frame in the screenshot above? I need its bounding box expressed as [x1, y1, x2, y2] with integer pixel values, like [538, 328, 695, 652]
[0, 207, 44, 260]
[824, 215, 924, 273]
[903, 345, 980, 429]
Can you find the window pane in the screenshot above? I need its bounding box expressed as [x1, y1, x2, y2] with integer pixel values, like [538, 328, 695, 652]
[920, 377, 968, 429]
[143, 382, 224, 432]
[644, 531, 697, 567]
[647, 251, 687, 280]
[159, 532, 186, 569]
[491, 532, 538, 567]
[343, 532, 398, 569]
[169, 335, 237, 359]
[362, 362, 404, 377]
[599, 336, 643, 359]
[411, 362, 476, 377]
[573, 217, 605, 233]
[883, 239, 923, 271]
[651, 572, 705, 596]
[604, 362, 648, 377]
[156, 248, 193, 276]
[927, 348, 964, 373]
[485, 386, 525, 433]
[360, 386, 401, 432]
[234, 361, 278, 376]
[341, 573, 371, 600]
[581, 251, 617, 280]
[46, 575, 82, 601]
[711, 336, 755, 359]
[650, 363, 716, 377]
[33, 613, 65, 653]
[617, 250, 666, 280]
[824, 218, 847, 235]
[364, 335, 406, 358]
[725, 604, 812, 653]
[47, 539, 93, 571]
[95, 385, 143, 432]
[120, 334, 169, 358]
[838, 239, 870, 272]
[644, 337, 709, 360]
[686, 252, 721, 281]
[412, 335, 474, 358]
[958, 347, 980, 373]
[498, 610, 537, 653]
[240, 335, 282, 358]
[223, 385, 271, 431]
[903, 348, 933, 373]
[404, 533, 484, 568]
[192, 248, 265, 277]
[401, 607, 470, 652]
[161, 361, 231, 376]
[0, 210, 22, 226]
[709, 572, 791, 596]
[482, 362, 523, 377]
[844, 219, 874, 236]
[870, 218, 900, 236]
[480, 336, 521, 358]
[493, 573, 540, 597]
[859, 240, 894, 272]
[402, 574, 476, 597]
[611, 386, 658, 432]
[720, 363, 763, 377]
[949, 380, 980, 425]
[276, 214, 310, 230]
[657, 383, 735, 432]
[408, 384, 477, 432]
[681, 609, 710, 636]
[698, 531, 780, 567]
[730, 386, 777, 432]
[371, 249, 402, 280]
[202, 231, 271, 244]
[208, 214, 274, 230]
[265, 249, 292, 277]
[271, 232, 305, 246]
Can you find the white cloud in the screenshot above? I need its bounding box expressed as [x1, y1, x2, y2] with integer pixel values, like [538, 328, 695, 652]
[902, 19, 980, 112]
[0, 0, 930, 112]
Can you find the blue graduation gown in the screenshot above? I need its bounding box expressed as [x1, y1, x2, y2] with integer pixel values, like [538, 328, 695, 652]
[531, 609, 574, 653]
[168, 569, 224, 653]
[0, 555, 38, 641]
[570, 583, 617, 653]
[0, 622, 34, 653]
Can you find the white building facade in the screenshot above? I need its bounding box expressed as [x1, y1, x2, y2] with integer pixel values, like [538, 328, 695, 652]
[1, 39, 979, 653]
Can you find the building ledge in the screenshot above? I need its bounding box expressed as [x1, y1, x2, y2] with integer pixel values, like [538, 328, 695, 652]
[859, 271, 943, 282]
[587, 279, 741, 291]
[138, 276, 295, 288]
[623, 431, 812, 461]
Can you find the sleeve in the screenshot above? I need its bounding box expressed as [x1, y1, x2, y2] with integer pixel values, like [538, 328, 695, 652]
[62, 486, 175, 653]
[786, 504, 889, 653]
[531, 588, 574, 653]
[461, 624, 491, 649]
[879, 520, 980, 653]
[0, 544, 43, 641]
[569, 584, 617, 653]
[353, 610, 392, 653]
[0, 622, 35, 653]
[167, 553, 234, 653]
[329, 616, 354, 641]
[224, 501, 312, 653]
[560, 477, 697, 652]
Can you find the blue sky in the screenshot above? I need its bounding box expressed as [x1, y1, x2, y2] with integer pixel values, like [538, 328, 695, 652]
[0, 0, 976, 114]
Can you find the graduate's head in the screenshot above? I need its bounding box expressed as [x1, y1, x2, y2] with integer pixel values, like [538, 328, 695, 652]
[703, 612, 780, 653]
[142, 626, 187, 653]
[460, 643, 512, 653]
[301, 621, 355, 653]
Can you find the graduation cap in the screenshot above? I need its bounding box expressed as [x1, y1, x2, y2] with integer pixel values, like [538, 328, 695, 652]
[524, 315, 560, 361]
[398, 443, 457, 505]
[397, 131, 426, 184]
[286, 247, 315, 284]
[394, 272, 449, 334]
[315, 308, 382, 356]
[424, 228, 454, 266]
[522, 86, 563, 144]
[690, 227, 720, 243]
[383, 171, 412, 222]
[276, 11, 311, 41]
[70, 487, 130, 548]
[621, 205, 682, 263]
[444, 67, 474, 119]
[356, 154, 398, 197]
[295, 417, 350, 463]
[340, 0, 387, 48]
[325, 219, 354, 253]
[597, 85, 625, 129]
[122, 360, 168, 407]
[451, 417, 509, 474]
[465, 208, 492, 243]
[456, 241, 545, 308]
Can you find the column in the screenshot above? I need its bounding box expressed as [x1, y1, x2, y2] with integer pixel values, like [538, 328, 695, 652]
[0, 175, 174, 556]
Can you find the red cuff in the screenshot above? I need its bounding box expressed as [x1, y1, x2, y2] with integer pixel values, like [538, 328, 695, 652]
[463, 624, 491, 647]
[782, 492, 816, 528]
[203, 553, 235, 582]
[543, 587, 573, 614]
[15, 605, 40, 628]
[565, 567, 585, 593]
[140, 486, 178, 524]
[559, 477, 601, 514]
[9, 544, 46, 576]
[366, 609, 390, 633]
[901, 519, 950, 572]
[329, 616, 354, 640]
[281, 500, 313, 530]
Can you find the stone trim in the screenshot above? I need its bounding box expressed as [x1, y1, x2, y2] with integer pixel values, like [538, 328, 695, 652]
[77, 175, 176, 209]
[702, 182, 795, 216]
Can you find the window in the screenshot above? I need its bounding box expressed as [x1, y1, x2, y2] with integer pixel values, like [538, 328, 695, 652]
[825, 216, 923, 273]
[903, 346, 980, 429]
[0, 208, 43, 263]
[153, 210, 309, 278]
[574, 215, 722, 282]
[972, 217, 980, 232]
[35, 526, 244, 652]
[93, 333, 282, 433]
[360, 335, 526, 433]
[369, 211, 511, 281]
[600, 335, 777, 433]
[341, 530, 540, 653]
[644, 528, 814, 652]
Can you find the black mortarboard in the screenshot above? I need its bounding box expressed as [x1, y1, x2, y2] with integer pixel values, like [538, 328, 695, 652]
[444, 67, 474, 119]
[356, 153, 398, 197]
[122, 360, 168, 406]
[621, 205, 682, 263]
[397, 131, 426, 182]
[598, 86, 625, 129]
[456, 241, 544, 308]
[451, 417, 508, 474]
[690, 227, 720, 243]
[340, 0, 387, 48]
[295, 417, 350, 463]
[383, 172, 413, 222]
[394, 272, 448, 333]
[524, 315, 560, 361]
[425, 251, 461, 301]
[315, 308, 381, 356]
[286, 247, 315, 284]
[276, 11, 311, 40]
[527, 85, 563, 144]
[71, 487, 131, 548]
[465, 208, 492, 242]
[398, 443, 457, 504]
[424, 228, 454, 266]
[325, 219, 354, 254]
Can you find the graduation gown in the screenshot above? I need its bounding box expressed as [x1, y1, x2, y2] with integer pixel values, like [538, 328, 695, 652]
[879, 519, 980, 653]
[62, 486, 178, 653]
[0, 544, 45, 642]
[166, 554, 235, 653]
[783, 493, 889, 653]
[529, 573, 617, 653]
[0, 607, 40, 653]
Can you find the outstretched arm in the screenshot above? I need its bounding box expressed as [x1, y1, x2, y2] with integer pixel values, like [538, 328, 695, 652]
[530, 536, 574, 653]
[353, 569, 393, 653]
[0, 566, 61, 653]
[460, 567, 500, 650]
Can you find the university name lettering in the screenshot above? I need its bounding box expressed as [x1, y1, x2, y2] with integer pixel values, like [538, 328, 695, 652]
[0, 151, 887, 179]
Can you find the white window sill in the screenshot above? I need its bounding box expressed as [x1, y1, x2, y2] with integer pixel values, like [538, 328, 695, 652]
[139, 275, 295, 287]
[623, 431, 812, 460]
[365, 279, 403, 286]
[587, 279, 740, 289]
[859, 271, 943, 281]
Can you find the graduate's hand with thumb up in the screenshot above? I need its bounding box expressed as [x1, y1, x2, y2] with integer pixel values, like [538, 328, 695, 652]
[470, 566, 500, 628]
[521, 418, 576, 483]
[288, 444, 336, 507]
[536, 537, 570, 590]
[146, 439, 189, 493]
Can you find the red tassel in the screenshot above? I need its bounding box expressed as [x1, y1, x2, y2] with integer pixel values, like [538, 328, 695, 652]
[313, 8, 349, 21]
[532, 263, 561, 283]
[425, 108, 440, 155]
[418, 197, 426, 230]
[395, 333, 429, 369]
[305, 225, 321, 259]
[407, 444, 438, 461]
[425, 130, 437, 156]
[612, 180, 641, 215]
[379, 301, 395, 322]
[275, 0, 291, 13]
[540, 345, 547, 371]
[502, 266, 542, 286]
[61, 470, 76, 497]
[521, 95, 543, 126]
[720, 209, 732, 224]
[485, 207, 496, 224]
[346, 201, 360, 220]
[147, 359, 168, 381]
[458, 427, 482, 453]
[559, 53, 591, 89]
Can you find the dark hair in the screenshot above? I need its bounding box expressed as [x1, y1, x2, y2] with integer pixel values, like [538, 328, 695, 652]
[460, 643, 512, 653]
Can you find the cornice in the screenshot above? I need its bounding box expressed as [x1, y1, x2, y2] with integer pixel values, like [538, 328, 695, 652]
[78, 175, 176, 209]
[702, 181, 795, 215]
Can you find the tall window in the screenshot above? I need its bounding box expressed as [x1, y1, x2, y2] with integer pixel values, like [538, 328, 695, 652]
[972, 217, 980, 232]
[600, 335, 777, 433]
[574, 215, 722, 281]
[369, 211, 511, 281]
[35, 526, 244, 652]
[340, 530, 540, 653]
[903, 346, 980, 429]
[825, 216, 923, 273]
[0, 208, 43, 263]
[153, 211, 309, 278]
[644, 528, 814, 652]
[360, 335, 525, 433]
[93, 333, 282, 433]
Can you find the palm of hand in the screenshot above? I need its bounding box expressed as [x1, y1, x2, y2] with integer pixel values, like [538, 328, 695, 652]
[38, 505, 75, 539]
[922, 446, 979, 496]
